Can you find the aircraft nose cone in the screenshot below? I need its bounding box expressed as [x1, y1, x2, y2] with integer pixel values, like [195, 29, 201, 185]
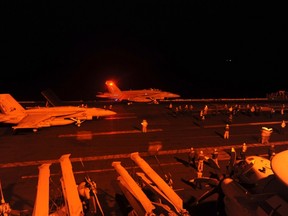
[89, 108, 117, 117]
[169, 93, 181, 98]
[102, 109, 117, 116]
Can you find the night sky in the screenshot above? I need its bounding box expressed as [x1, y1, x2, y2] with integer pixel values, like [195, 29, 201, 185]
[1, 1, 287, 101]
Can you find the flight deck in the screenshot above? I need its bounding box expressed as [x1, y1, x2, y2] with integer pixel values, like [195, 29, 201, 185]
[1, 99, 288, 215]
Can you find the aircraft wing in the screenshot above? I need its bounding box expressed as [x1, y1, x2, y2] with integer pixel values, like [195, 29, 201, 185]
[12, 113, 73, 129]
[97, 94, 155, 103]
[12, 114, 54, 129]
[125, 92, 179, 103]
[128, 96, 155, 103]
[12, 107, 115, 130]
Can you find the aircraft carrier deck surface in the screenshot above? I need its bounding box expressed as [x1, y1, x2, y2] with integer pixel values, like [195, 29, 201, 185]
[1, 99, 288, 215]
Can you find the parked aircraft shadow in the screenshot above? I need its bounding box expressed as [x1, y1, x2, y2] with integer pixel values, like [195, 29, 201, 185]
[214, 131, 223, 139]
[193, 121, 202, 128]
[11, 128, 36, 135]
[174, 156, 190, 167]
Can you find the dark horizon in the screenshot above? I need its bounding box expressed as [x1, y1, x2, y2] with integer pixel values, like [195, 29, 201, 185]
[1, 1, 287, 101]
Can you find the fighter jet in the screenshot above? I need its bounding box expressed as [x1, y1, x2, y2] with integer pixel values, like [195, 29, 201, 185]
[0, 93, 116, 132]
[96, 80, 181, 104]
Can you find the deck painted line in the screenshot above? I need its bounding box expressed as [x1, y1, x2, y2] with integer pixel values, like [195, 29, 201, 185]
[1, 141, 288, 169]
[204, 121, 282, 129]
[58, 128, 163, 138]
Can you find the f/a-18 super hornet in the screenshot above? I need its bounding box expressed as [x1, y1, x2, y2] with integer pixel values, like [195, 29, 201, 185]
[96, 80, 181, 104]
[0, 93, 116, 133]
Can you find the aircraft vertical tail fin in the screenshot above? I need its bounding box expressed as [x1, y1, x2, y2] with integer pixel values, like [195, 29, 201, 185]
[105, 80, 122, 94]
[0, 94, 26, 114]
[41, 89, 64, 106]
